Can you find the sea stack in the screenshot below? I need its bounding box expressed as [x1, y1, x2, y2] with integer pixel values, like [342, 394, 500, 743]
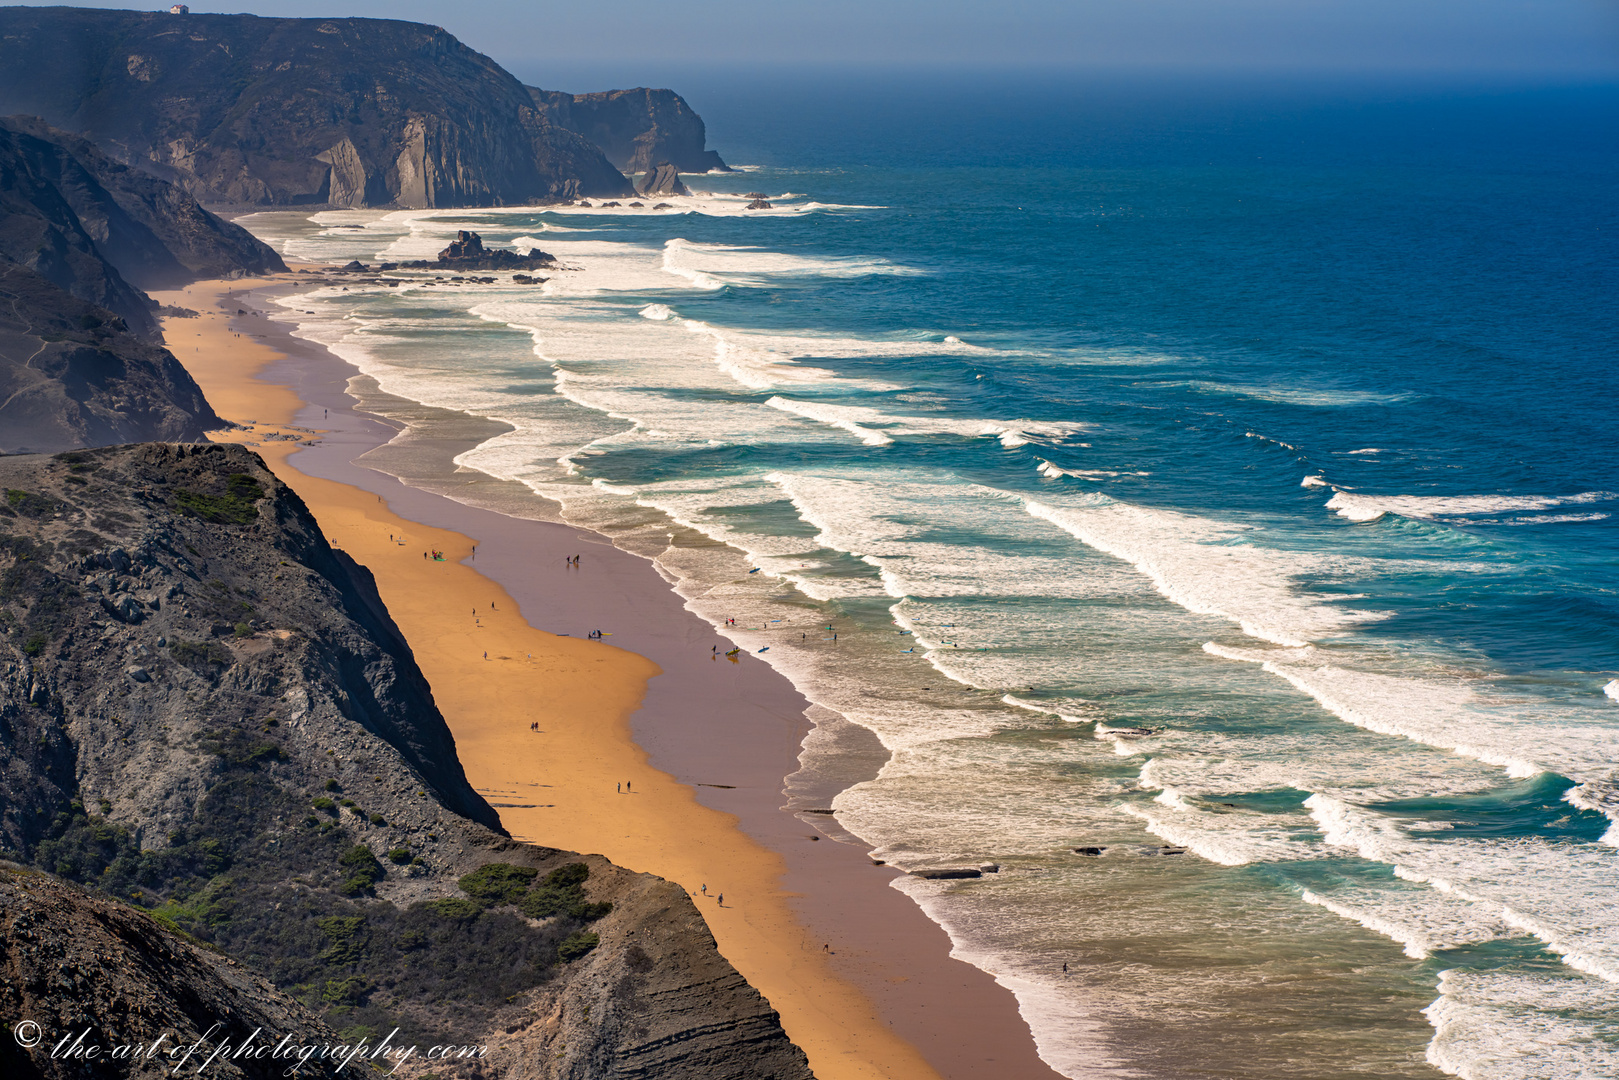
[638, 162, 690, 197]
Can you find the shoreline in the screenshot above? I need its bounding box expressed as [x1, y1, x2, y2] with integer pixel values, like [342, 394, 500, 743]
[153, 273, 1066, 1080]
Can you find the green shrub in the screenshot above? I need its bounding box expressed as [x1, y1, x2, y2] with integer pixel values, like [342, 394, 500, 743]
[516, 862, 609, 921]
[233, 622, 253, 639]
[425, 898, 481, 920]
[173, 473, 265, 526]
[458, 862, 538, 907]
[312, 797, 337, 814]
[5, 490, 54, 518]
[320, 976, 371, 1005]
[368, 813, 387, 826]
[317, 916, 368, 964]
[386, 848, 412, 865]
[545, 863, 589, 888]
[338, 845, 382, 895]
[324, 779, 340, 792]
[557, 932, 598, 963]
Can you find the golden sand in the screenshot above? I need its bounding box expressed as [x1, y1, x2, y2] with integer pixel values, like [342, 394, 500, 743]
[153, 278, 943, 1080]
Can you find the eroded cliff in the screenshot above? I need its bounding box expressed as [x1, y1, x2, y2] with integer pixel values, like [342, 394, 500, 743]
[0, 8, 634, 208]
[0, 444, 813, 1079]
[527, 87, 729, 176]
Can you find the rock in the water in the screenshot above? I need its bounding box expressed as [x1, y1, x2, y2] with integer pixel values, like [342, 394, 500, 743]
[638, 162, 690, 197]
[916, 868, 982, 880]
[438, 231, 484, 260]
[652, 202, 673, 210]
[341, 259, 368, 271]
[1074, 846, 1108, 857]
[423, 231, 555, 270]
[743, 192, 769, 200]
[745, 199, 773, 210]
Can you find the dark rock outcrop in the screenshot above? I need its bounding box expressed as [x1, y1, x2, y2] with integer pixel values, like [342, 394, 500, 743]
[529, 86, 729, 175]
[0, 117, 286, 288]
[0, 8, 634, 208]
[396, 231, 556, 272]
[745, 199, 773, 210]
[0, 117, 284, 338]
[0, 124, 158, 337]
[0, 867, 348, 1080]
[0, 262, 223, 454]
[0, 444, 814, 1079]
[638, 163, 690, 198]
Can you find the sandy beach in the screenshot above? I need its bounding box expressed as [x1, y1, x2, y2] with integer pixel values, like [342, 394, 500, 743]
[152, 274, 1065, 1080]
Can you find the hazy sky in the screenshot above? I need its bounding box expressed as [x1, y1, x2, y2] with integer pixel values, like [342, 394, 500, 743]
[32, 1, 1619, 79]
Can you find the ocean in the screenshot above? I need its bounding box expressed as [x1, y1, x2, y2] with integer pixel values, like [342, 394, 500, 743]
[239, 73, 1619, 1079]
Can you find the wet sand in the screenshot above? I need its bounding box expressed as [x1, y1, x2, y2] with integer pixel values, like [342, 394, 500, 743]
[153, 274, 1066, 1080]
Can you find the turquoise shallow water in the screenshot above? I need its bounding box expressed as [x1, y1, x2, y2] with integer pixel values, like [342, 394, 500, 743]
[243, 76, 1619, 1079]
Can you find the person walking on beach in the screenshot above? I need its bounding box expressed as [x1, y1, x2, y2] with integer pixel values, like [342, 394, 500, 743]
[617, 782, 621, 793]
[626, 780, 631, 793]
[717, 893, 723, 906]
[701, 884, 706, 896]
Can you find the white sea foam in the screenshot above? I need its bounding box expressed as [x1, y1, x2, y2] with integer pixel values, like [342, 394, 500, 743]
[1154, 381, 1417, 407]
[1606, 680, 1619, 702]
[1308, 795, 1619, 982]
[1025, 496, 1384, 646]
[1299, 886, 1515, 960]
[766, 397, 1090, 448]
[1424, 970, 1619, 1080]
[1203, 644, 1619, 811]
[1301, 475, 1329, 488]
[1326, 490, 1616, 522]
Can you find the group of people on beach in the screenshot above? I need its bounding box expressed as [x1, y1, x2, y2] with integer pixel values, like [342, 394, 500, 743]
[565, 554, 581, 567]
[423, 549, 446, 561]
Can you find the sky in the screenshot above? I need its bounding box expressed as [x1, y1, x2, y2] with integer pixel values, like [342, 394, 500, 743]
[30, 0, 1619, 83]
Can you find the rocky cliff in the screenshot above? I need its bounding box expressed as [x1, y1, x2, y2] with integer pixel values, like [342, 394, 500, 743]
[0, 867, 349, 1080]
[0, 116, 285, 337]
[527, 87, 729, 176]
[0, 444, 814, 1080]
[1, 117, 286, 289]
[0, 8, 634, 208]
[0, 262, 223, 454]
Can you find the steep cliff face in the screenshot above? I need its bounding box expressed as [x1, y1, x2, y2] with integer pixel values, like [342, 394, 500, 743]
[529, 86, 729, 175]
[0, 263, 223, 454]
[0, 122, 157, 337]
[0, 444, 814, 1079]
[0, 117, 286, 288]
[0, 868, 349, 1080]
[0, 117, 284, 338]
[0, 8, 634, 208]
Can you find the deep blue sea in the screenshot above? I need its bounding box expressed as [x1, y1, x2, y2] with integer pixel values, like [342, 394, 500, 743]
[244, 74, 1619, 1079]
